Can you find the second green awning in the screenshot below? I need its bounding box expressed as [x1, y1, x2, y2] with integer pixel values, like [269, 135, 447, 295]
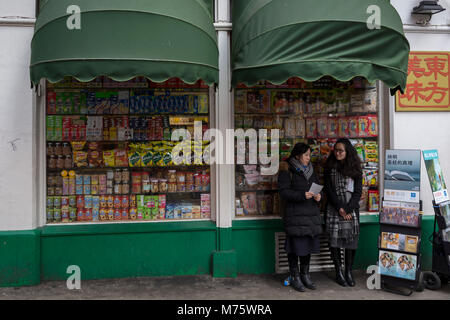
[31, 0, 218, 86]
[232, 0, 410, 94]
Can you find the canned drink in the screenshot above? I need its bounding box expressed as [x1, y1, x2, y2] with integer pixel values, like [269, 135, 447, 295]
[130, 195, 137, 208]
[83, 184, 91, 195]
[75, 174, 83, 185]
[54, 196, 61, 208]
[76, 185, 84, 195]
[107, 196, 114, 208]
[76, 195, 84, 208]
[77, 209, 84, 221]
[92, 196, 100, 209]
[69, 196, 77, 207]
[92, 209, 99, 222]
[121, 195, 129, 208]
[91, 184, 99, 195]
[83, 175, 91, 185]
[69, 207, 77, 222]
[99, 209, 107, 221]
[129, 207, 137, 220]
[61, 196, 69, 208]
[47, 196, 54, 208]
[46, 209, 54, 223]
[100, 195, 107, 209]
[61, 208, 69, 223]
[84, 195, 92, 209]
[121, 209, 128, 220]
[84, 209, 92, 221]
[114, 196, 121, 209]
[54, 209, 62, 222]
[137, 208, 144, 220]
[107, 209, 114, 221]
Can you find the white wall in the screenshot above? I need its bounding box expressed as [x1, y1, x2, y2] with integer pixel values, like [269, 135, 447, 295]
[0, 1, 36, 230]
[390, 0, 450, 215]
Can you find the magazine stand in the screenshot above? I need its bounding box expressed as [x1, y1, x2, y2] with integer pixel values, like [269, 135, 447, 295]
[379, 199, 423, 296]
[430, 201, 450, 283]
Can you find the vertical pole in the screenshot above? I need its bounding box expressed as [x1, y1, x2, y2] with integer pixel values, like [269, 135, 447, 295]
[211, 0, 236, 277]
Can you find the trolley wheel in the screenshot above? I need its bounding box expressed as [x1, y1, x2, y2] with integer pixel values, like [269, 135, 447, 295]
[423, 271, 441, 290]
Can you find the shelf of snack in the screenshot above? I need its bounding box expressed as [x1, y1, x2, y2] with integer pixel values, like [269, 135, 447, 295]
[45, 76, 212, 225]
[234, 77, 381, 218]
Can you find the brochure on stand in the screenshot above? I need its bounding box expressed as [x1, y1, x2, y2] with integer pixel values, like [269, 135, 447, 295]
[423, 149, 449, 204]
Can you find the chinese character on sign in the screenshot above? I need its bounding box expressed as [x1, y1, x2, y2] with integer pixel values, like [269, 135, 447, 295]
[397, 52, 450, 111]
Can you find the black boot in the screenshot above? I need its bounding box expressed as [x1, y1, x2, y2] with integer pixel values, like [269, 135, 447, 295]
[288, 253, 305, 292]
[344, 249, 356, 287]
[330, 247, 347, 287]
[300, 254, 316, 290]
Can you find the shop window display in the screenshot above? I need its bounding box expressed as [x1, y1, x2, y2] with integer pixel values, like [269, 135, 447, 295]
[46, 77, 211, 224]
[234, 77, 380, 218]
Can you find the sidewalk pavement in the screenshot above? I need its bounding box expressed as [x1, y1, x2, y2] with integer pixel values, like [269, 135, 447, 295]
[1, 270, 449, 300]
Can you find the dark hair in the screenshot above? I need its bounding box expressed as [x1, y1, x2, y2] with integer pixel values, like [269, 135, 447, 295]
[325, 138, 362, 178]
[289, 143, 311, 160]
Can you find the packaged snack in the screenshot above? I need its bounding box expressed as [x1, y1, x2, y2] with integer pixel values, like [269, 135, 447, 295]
[102, 150, 115, 167]
[121, 209, 129, 220]
[129, 207, 137, 220]
[114, 149, 128, 167]
[367, 115, 378, 137]
[364, 88, 378, 112]
[350, 93, 364, 112]
[348, 117, 359, 138]
[364, 141, 379, 163]
[338, 117, 349, 138]
[241, 192, 257, 215]
[128, 147, 142, 167]
[358, 116, 370, 138]
[77, 209, 84, 222]
[316, 117, 328, 138]
[141, 145, 153, 167]
[107, 209, 114, 220]
[368, 189, 380, 212]
[234, 90, 247, 113]
[327, 117, 338, 138]
[284, 118, 296, 138]
[151, 180, 159, 193]
[305, 118, 317, 138]
[73, 151, 88, 167]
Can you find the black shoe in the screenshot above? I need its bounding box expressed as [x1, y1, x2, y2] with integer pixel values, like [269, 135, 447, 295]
[300, 255, 316, 290]
[291, 275, 306, 292]
[287, 253, 305, 292]
[330, 247, 347, 287]
[344, 249, 356, 287]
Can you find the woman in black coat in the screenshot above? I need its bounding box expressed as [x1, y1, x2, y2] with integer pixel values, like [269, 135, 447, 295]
[278, 143, 323, 292]
[324, 138, 363, 287]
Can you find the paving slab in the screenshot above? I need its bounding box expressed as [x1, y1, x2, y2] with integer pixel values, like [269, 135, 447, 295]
[0, 270, 449, 300]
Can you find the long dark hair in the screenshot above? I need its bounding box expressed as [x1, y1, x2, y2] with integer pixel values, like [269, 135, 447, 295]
[289, 143, 311, 161]
[325, 138, 362, 178]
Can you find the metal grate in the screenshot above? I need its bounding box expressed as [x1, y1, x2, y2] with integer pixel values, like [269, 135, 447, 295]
[275, 232, 343, 273]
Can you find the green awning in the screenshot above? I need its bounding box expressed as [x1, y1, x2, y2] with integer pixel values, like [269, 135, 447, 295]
[232, 0, 410, 94]
[31, 0, 218, 86]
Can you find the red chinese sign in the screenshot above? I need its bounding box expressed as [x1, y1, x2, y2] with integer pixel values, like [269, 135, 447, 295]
[396, 52, 450, 111]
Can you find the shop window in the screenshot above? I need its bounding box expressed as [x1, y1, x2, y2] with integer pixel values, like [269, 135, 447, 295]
[234, 77, 380, 218]
[45, 77, 212, 224]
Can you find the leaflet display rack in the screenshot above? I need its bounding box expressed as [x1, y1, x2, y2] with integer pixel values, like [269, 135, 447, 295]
[378, 149, 424, 296]
[378, 199, 423, 295]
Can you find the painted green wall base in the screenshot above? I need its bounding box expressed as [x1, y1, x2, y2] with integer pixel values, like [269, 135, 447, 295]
[40, 221, 217, 281]
[0, 215, 437, 287]
[212, 250, 237, 277]
[0, 230, 41, 287]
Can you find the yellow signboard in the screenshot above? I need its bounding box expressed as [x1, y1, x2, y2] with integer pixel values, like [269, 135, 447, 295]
[396, 52, 450, 112]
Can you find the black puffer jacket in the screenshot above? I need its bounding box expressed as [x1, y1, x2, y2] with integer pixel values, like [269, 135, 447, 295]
[278, 162, 323, 237]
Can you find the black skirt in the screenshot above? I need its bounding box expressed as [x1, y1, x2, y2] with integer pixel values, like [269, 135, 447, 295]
[284, 235, 320, 256]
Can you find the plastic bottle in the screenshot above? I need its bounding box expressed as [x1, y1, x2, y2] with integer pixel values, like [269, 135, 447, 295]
[283, 276, 292, 286]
